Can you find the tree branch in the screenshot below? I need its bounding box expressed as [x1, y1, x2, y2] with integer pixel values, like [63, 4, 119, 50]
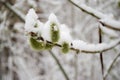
[1, 1, 25, 22]
[43, 38, 120, 54]
[104, 52, 120, 80]
[98, 25, 104, 80]
[68, 0, 120, 31]
[49, 50, 70, 80]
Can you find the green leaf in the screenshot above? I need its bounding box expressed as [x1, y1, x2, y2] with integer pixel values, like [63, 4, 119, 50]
[50, 23, 60, 43]
[61, 42, 70, 53]
[29, 37, 45, 51]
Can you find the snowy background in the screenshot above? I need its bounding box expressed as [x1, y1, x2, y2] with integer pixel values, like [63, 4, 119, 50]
[0, 0, 120, 80]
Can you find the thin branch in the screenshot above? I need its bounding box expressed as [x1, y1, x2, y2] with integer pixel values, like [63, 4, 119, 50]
[1, 1, 25, 22]
[74, 53, 78, 80]
[98, 25, 104, 80]
[49, 50, 70, 80]
[68, 0, 100, 19]
[104, 52, 120, 80]
[68, 0, 120, 31]
[48, 39, 120, 54]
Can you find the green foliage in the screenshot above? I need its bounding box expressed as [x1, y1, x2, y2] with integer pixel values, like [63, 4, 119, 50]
[118, 1, 120, 7]
[34, 23, 38, 28]
[50, 23, 60, 43]
[29, 37, 45, 50]
[61, 42, 70, 53]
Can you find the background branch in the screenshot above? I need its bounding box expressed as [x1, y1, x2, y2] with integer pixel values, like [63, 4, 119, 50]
[49, 50, 70, 80]
[99, 25, 104, 80]
[68, 0, 120, 31]
[1, 1, 25, 22]
[104, 52, 120, 80]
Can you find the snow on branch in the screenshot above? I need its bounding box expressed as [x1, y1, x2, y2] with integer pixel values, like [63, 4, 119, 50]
[72, 39, 120, 53]
[25, 9, 120, 54]
[100, 18, 120, 31]
[68, 0, 120, 31]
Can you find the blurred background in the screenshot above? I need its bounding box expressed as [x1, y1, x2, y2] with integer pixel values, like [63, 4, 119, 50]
[0, 0, 120, 80]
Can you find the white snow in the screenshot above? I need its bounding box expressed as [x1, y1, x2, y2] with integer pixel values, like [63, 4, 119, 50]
[42, 13, 60, 41]
[36, 20, 44, 36]
[99, 24, 118, 38]
[80, 4, 107, 19]
[25, 8, 44, 36]
[100, 18, 120, 30]
[72, 39, 120, 52]
[58, 24, 73, 45]
[71, 0, 120, 31]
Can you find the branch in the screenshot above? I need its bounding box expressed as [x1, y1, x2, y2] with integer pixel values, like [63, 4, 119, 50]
[40, 37, 120, 54]
[104, 52, 120, 80]
[98, 25, 104, 80]
[49, 50, 70, 80]
[1, 1, 25, 22]
[68, 0, 120, 31]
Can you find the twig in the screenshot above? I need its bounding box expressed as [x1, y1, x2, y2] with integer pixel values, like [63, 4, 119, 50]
[49, 50, 70, 80]
[74, 53, 78, 80]
[1, 1, 25, 22]
[99, 25, 104, 80]
[68, 0, 120, 31]
[46, 39, 120, 54]
[104, 52, 120, 80]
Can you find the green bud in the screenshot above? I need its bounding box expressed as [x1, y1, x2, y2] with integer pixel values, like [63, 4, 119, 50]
[61, 42, 70, 53]
[45, 42, 54, 50]
[34, 23, 38, 28]
[50, 23, 60, 43]
[29, 37, 45, 51]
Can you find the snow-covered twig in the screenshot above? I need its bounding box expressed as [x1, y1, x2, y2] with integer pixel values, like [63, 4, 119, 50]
[104, 52, 120, 80]
[2, 2, 120, 54]
[49, 50, 70, 80]
[68, 0, 120, 31]
[37, 37, 120, 54]
[99, 18, 120, 31]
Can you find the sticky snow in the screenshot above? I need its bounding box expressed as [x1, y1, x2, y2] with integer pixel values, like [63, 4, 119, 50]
[25, 8, 44, 37]
[72, 39, 120, 52]
[99, 24, 118, 38]
[42, 13, 60, 41]
[80, 4, 107, 19]
[100, 18, 120, 30]
[59, 24, 73, 45]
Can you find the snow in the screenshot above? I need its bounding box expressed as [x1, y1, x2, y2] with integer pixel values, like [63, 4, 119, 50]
[58, 24, 73, 45]
[100, 18, 120, 30]
[99, 24, 118, 38]
[70, 0, 120, 31]
[25, 8, 44, 37]
[72, 39, 120, 52]
[80, 4, 107, 19]
[36, 20, 44, 36]
[42, 13, 60, 41]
